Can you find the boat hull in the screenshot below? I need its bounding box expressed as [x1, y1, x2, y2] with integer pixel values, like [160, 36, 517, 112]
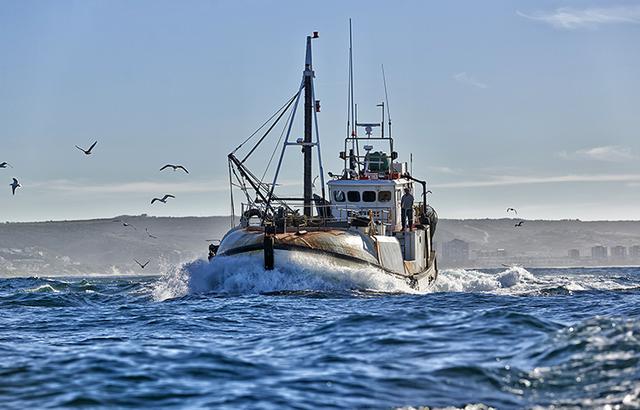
[216, 227, 438, 291]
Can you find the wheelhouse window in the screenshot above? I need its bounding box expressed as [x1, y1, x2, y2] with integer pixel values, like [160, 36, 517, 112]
[333, 190, 345, 202]
[378, 191, 391, 202]
[363, 191, 376, 202]
[347, 191, 361, 202]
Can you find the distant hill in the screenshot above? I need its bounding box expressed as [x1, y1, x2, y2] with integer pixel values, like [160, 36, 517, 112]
[435, 219, 640, 258]
[0, 215, 231, 277]
[2, 216, 640, 276]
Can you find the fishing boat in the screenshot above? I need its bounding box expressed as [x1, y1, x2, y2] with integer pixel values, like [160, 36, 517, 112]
[212, 29, 438, 290]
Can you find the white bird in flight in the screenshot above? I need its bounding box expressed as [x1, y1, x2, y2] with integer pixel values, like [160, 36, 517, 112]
[160, 164, 189, 174]
[145, 228, 157, 239]
[507, 207, 518, 215]
[10, 178, 20, 195]
[75, 140, 98, 155]
[151, 194, 175, 204]
[113, 219, 136, 230]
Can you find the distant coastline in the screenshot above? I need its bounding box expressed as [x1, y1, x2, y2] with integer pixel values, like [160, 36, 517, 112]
[3, 215, 640, 275]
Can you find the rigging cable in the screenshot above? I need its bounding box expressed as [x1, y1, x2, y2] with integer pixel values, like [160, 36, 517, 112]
[231, 91, 299, 156]
[260, 100, 296, 183]
[227, 160, 236, 228]
[240, 90, 300, 164]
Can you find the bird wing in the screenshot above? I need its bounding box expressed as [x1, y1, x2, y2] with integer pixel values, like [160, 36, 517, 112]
[12, 178, 18, 184]
[134, 259, 142, 267]
[88, 141, 98, 152]
[151, 198, 159, 204]
[75, 145, 85, 152]
[143, 260, 150, 267]
[163, 194, 175, 200]
[160, 164, 173, 171]
[176, 165, 189, 173]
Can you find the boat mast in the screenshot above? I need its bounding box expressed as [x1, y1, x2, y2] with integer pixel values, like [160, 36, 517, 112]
[303, 35, 314, 217]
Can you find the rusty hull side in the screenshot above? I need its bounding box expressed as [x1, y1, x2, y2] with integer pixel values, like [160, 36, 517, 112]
[218, 227, 379, 266]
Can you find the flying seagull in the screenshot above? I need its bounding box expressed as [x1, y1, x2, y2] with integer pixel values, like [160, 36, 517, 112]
[75, 140, 98, 155]
[0, 162, 13, 168]
[134, 259, 150, 269]
[515, 221, 524, 227]
[160, 164, 189, 174]
[506, 207, 518, 215]
[145, 228, 157, 239]
[151, 194, 175, 204]
[10, 178, 20, 195]
[113, 220, 137, 230]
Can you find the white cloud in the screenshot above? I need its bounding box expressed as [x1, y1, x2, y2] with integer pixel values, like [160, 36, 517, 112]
[432, 173, 640, 189]
[429, 166, 459, 174]
[453, 72, 488, 89]
[29, 179, 227, 194]
[558, 145, 636, 162]
[517, 6, 640, 29]
[27, 178, 304, 195]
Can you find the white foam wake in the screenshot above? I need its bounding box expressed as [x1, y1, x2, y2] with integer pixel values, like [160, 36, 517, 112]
[432, 266, 538, 293]
[151, 251, 416, 301]
[150, 256, 640, 301]
[433, 265, 640, 295]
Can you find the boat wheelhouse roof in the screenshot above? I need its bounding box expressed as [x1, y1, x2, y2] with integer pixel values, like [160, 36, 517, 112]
[327, 178, 412, 187]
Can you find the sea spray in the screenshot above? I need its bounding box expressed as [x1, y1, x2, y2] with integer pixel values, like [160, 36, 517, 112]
[433, 265, 637, 295]
[151, 251, 417, 300]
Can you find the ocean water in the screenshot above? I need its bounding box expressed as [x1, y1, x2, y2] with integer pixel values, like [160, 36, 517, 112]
[1, 259, 640, 409]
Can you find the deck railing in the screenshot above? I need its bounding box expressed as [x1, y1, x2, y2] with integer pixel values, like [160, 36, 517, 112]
[239, 201, 395, 230]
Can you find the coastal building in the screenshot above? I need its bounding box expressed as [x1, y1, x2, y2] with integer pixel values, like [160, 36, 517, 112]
[442, 239, 469, 264]
[629, 245, 640, 257]
[610, 246, 627, 259]
[591, 245, 607, 259]
[568, 249, 580, 259]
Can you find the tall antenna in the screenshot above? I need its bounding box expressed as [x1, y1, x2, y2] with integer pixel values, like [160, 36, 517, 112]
[382, 64, 392, 138]
[349, 19, 355, 139]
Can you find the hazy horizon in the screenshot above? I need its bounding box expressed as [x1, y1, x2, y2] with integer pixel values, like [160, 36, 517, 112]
[4, 213, 640, 224]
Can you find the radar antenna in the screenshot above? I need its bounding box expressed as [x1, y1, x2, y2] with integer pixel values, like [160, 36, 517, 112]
[382, 64, 392, 138]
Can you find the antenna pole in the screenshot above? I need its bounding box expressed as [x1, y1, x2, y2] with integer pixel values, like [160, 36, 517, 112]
[382, 64, 392, 139]
[379, 102, 385, 138]
[349, 19, 355, 138]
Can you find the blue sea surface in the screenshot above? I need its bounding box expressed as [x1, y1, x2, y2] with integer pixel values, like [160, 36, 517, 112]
[1, 264, 640, 409]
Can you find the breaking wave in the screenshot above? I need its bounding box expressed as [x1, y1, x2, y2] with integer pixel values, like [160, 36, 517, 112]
[151, 252, 416, 301]
[433, 265, 640, 295]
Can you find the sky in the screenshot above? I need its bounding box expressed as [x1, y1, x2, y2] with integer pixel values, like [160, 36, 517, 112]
[1, 0, 640, 222]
